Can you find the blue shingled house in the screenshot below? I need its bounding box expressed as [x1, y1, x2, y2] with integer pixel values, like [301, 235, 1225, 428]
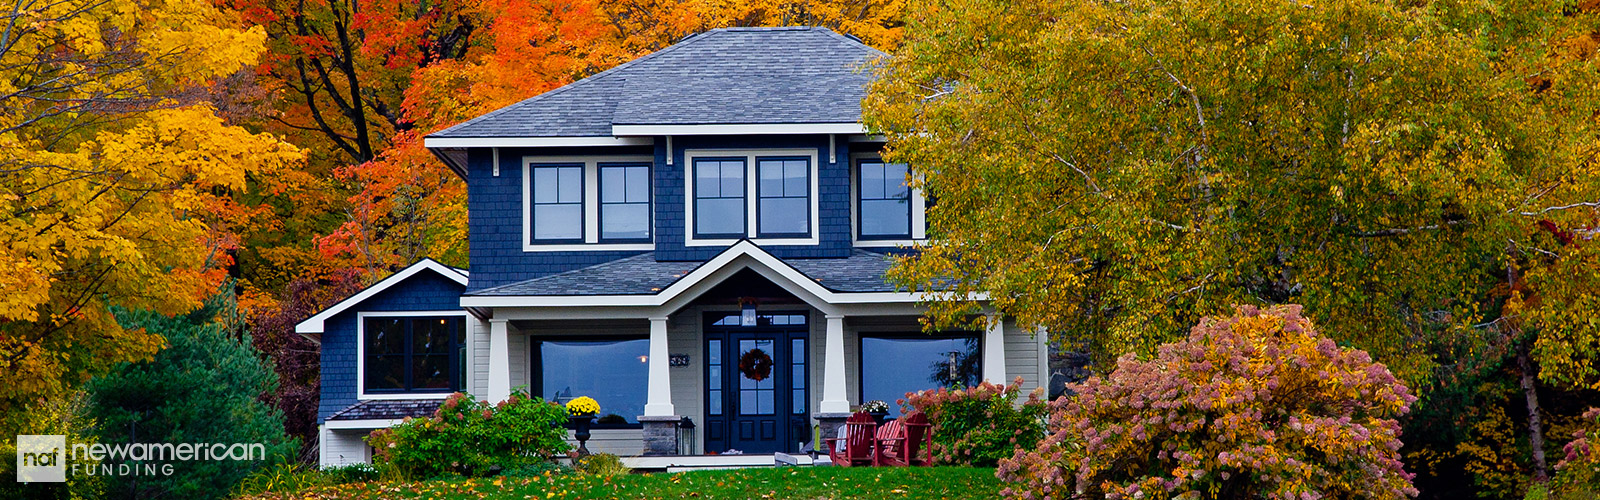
[295, 26, 1047, 468]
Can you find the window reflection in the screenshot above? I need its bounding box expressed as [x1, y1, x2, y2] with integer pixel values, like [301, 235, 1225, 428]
[538, 338, 649, 424]
[860, 335, 981, 416]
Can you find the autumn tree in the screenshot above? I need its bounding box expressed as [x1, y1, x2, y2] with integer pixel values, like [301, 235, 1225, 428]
[0, 0, 302, 429]
[865, 0, 1600, 490]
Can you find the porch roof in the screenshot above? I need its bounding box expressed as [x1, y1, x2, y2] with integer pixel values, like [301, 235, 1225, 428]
[465, 249, 903, 297]
[326, 399, 443, 421]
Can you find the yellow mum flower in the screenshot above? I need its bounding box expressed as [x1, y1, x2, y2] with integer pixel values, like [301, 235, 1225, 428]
[566, 396, 600, 415]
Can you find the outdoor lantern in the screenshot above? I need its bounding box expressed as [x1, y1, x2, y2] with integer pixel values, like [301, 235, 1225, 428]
[676, 416, 697, 455]
[740, 300, 757, 326]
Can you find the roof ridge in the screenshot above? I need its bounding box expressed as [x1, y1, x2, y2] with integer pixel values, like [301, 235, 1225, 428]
[428, 30, 721, 138]
[468, 252, 657, 294]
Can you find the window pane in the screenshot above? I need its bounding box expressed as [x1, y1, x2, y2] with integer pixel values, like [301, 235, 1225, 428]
[860, 336, 980, 416]
[697, 199, 745, 236]
[784, 161, 807, 195]
[365, 355, 405, 391]
[759, 198, 808, 235]
[534, 167, 559, 203]
[861, 199, 911, 237]
[601, 204, 649, 240]
[720, 162, 744, 197]
[601, 166, 626, 203]
[413, 318, 453, 354]
[412, 354, 452, 389]
[625, 166, 649, 202]
[557, 167, 582, 203]
[534, 204, 582, 240]
[759, 161, 784, 196]
[366, 318, 404, 355]
[696, 161, 721, 197]
[885, 163, 910, 199]
[861, 163, 885, 199]
[539, 339, 649, 423]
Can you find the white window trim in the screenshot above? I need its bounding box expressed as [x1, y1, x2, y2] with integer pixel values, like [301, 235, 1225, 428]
[849, 152, 927, 247]
[356, 310, 471, 400]
[684, 148, 821, 247]
[522, 155, 656, 252]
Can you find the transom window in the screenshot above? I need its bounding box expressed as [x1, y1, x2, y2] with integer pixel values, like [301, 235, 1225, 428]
[599, 163, 651, 242]
[530, 164, 584, 243]
[756, 158, 810, 237]
[857, 160, 912, 239]
[694, 158, 747, 239]
[363, 316, 465, 394]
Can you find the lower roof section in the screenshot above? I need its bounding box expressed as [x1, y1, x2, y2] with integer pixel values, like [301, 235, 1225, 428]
[326, 399, 443, 422]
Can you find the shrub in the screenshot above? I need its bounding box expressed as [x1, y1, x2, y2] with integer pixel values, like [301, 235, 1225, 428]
[1531, 407, 1600, 500]
[576, 453, 631, 477]
[233, 463, 328, 495]
[322, 462, 381, 484]
[998, 305, 1418, 500]
[501, 460, 575, 478]
[903, 378, 1047, 467]
[367, 391, 570, 478]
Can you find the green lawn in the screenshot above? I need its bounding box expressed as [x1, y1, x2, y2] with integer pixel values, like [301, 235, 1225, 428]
[239, 466, 1002, 500]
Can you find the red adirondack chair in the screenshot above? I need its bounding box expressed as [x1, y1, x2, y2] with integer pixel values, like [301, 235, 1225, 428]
[896, 411, 935, 467]
[824, 412, 880, 467]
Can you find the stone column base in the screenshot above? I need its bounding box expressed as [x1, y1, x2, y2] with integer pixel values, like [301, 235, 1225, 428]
[639, 415, 681, 456]
[812, 412, 852, 454]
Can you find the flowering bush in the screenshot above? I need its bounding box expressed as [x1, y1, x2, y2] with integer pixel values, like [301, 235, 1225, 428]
[367, 391, 570, 479]
[1532, 407, 1600, 500]
[862, 400, 890, 413]
[566, 396, 600, 416]
[903, 378, 1047, 467]
[998, 305, 1418, 499]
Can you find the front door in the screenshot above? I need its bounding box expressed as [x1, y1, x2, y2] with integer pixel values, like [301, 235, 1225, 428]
[704, 312, 809, 454]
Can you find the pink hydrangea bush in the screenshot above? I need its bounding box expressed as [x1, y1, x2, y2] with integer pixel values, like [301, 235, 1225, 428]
[1538, 407, 1600, 499]
[903, 378, 1048, 466]
[998, 305, 1419, 499]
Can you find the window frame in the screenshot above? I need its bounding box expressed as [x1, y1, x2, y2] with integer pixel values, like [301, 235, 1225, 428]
[596, 162, 653, 244]
[849, 153, 928, 247]
[520, 155, 655, 252]
[754, 156, 813, 239]
[528, 163, 586, 244]
[853, 158, 914, 241]
[356, 311, 469, 400]
[529, 334, 650, 429]
[691, 157, 750, 240]
[855, 331, 983, 413]
[682, 148, 820, 247]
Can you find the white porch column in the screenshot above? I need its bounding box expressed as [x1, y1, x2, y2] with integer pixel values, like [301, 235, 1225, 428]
[644, 316, 675, 416]
[488, 319, 511, 403]
[819, 314, 850, 413]
[982, 314, 1007, 383]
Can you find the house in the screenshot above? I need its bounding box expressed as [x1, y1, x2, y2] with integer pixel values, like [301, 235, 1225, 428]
[295, 26, 1047, 468]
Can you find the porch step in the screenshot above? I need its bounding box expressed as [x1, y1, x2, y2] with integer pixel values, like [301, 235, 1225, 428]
[623, 453, 818, 471]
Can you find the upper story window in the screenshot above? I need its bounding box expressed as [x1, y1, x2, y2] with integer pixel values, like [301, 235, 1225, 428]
[531, 164, 584, 243]
[599, 163, 651, 242]
[522, 156, 654, 251]
[857, 160, 912, 239]
[757, 158, 811, 238]
[684, 149, 819, 246]
[694, 158, 748, 239]
[363, 315, 465, 396]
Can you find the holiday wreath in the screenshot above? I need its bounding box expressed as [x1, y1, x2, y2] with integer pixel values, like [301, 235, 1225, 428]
[738, 348, 774, 381]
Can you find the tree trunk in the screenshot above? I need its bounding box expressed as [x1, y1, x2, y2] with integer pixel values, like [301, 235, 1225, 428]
[1518, 342, 1549, 482]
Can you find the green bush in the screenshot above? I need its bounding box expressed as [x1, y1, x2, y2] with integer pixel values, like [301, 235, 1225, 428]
[501, 460, 575, 478]
[322, 462, 380, 484]
[576, 453, 630, 477]
[902, 377, 1047, 467]
[367, 391, 570, 478]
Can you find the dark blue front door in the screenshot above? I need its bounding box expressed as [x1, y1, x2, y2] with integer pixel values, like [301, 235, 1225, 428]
[704, 313, 808, 454]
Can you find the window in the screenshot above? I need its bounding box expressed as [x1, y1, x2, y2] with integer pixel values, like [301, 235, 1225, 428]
[859, 334, 980, 416]
[694, 158, 746, 239]
[363, 316, 465, 394]
[756, 158, 810, 237]
[858, 160, 912, 239]
[599, 163, 651, 242]
[530, 164, 583, 243]
[535, 338, 649, 424]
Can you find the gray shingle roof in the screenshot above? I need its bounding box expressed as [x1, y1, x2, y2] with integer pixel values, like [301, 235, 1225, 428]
[466, 250, 903, 296]
[428, 27, 883, 139]
[327, 399, 443, 421]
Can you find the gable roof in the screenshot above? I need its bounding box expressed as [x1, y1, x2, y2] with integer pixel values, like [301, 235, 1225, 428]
[424, 27, 884, 143]
[294, 258, 469, 334]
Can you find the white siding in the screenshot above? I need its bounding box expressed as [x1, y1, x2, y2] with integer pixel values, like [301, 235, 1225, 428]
[509, 330, 528, 391]
[470, 317, 490, 399]
[1002, 318, 1044, 394]
[319, 426, 372, 467]
[668, 311, 703, 453]
[568, 429, 645, 456]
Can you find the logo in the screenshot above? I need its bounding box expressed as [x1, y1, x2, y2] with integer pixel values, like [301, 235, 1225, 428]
[17, 435, 66, 483]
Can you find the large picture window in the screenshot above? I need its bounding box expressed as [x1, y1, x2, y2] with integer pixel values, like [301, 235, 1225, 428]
[535, 338, 649, 424]
[857, 160, 912, 239]
[363, 316, 465, 394]
[859, 334, 980, 416]
[756, 158, 811, 237]
[599, 163, 651, 242]
[694, 158, 746, 239]
[530, 164, 584, 243]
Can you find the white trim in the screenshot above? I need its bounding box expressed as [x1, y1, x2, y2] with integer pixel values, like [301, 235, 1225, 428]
[294, 259, 468, 334]
[849, 152, 928, 247]
[847, 134, 888, 143]
[492, 148, 500, 177]
[324, 418, 404, 430]
[613, 123, 865, 136]
[683, 149, 820, 247]
[460, 241, 986, 309]
[523, 155, 655, 251]
[423, 136, 654, 148]
[356, 310, 472, 400]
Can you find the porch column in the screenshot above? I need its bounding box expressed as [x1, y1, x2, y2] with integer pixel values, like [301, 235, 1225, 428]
[982, 313, 1007, 383]
[819, 314, 850, 413]
[644, 316, 675, 416]
[488, 319, 511, 403]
